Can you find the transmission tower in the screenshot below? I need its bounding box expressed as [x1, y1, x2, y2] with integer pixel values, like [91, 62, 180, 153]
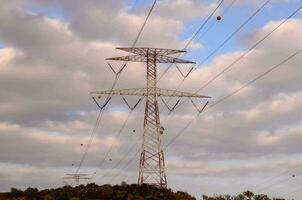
[91, 47, 210, 188]
[63, 174, 91, 186]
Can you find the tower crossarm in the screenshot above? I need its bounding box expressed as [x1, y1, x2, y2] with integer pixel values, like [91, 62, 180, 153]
[91, 88, 210, 98]
[116, 47, 186, 56]
[157, 88, 210, 98]
[106, 55, 195, 64]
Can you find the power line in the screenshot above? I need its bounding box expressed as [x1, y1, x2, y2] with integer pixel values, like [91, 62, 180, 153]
[194, 0, 238, 46]
[78, 0, 158, 182]
[159, 0, 270, 124]
[158, 0, 225, 82]
[195, 4, 302, 93]
[183, 0, 225, 51]
[102, 3, 302, 185]
[100, 0, 277, 181]
[197, 0, 271, 68]
[167, 48, 301, 152]
[209, 49, 301, 108]
[72, 0, 158, 176]
[131, 0, 158, 49]
[257, 171, 302, 193]
[173, 4, 302, 112]
[75, 111, 104, 174]
[97, 1, 226, 183]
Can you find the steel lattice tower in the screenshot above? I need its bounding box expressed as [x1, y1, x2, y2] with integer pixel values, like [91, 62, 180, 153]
[63, 174, 91, 186]
[91, 47, 210, 187]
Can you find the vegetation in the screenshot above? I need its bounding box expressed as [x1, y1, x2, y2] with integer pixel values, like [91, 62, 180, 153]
[0, 184, 286, 200]
[0, 183, 195, 200]
[201, 191, 285, 200]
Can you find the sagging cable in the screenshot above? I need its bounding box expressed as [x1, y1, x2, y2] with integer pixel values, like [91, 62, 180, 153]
[175, 64, 194, 79]
[161, 97, 181, 113]
[107, 62, 127, 75]
[190, 98, 209, 114]
[92, 96, 112, 110]
[122, 96, 142, 111]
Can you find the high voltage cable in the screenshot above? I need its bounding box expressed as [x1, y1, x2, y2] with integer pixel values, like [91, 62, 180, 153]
[248, 168, 294, 192]
[96, 1, 226, 183]
[158, 0, 268, 124]
[142, 49, 302, 192]
[131, 0, 157, 49]
[74, 74, 120, 175]
[75, 111, 103, 174]
[173, 4, 302, 111]
[278, 183, 302, 198]
[101, 0, 276, 181]
[157, 0, 225, 82]
[195, 4, 302, 93]
[167, 48, 301, 154]
[256, 171, 302, 193]
[194, 0, 238, 45]
[104, 3, 301, 186]
[183, 0, 225, 50]
[110, 145, 141, 183]
[89, 97, 144, 183]
[86, 109, 135, 184]
[102, 3, 302, 185]
[87, 0, 158, 181]
[105, 100, 169, 183]
[72, 0, 158, 176]
[197, 0, 271, 68]
[159, 0, 267, 84]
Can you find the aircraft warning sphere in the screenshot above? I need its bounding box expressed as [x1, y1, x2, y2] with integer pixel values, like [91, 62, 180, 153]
[217, 16, 222, 21]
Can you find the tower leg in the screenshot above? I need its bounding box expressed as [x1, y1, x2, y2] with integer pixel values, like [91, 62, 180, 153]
[138, 49, 167, 188]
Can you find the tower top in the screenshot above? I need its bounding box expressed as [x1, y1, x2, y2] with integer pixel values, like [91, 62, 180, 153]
[115, 47, 186, 55]
[106, 47, 195, 64]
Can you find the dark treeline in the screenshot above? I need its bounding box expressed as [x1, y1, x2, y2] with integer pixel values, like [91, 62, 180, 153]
[201, 191, 285, 200]
[0, 183, 286, 200]
[0, 183, 195, 200]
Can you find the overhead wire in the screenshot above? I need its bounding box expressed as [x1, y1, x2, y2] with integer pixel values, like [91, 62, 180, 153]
[194, 0, 238, 45]
[168, 48, 301, 150]
[103, 0, 270, 183]
[159, 0, 268, 123]
[173, 4, 302, 111]
[156, 48, 301, 194]
[98, 0, 226, 184]
[256, 171, 302, 194]
[82, 0, 158, 183]
[197, 0, 271, 68]
[102, 2, 302, 185]
[157, 0, 225, 82]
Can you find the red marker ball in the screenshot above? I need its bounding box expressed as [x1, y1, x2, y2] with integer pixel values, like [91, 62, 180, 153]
[217, 16, 222, 21]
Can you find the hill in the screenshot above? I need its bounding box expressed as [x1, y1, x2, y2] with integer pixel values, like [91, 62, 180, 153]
[0, 183, 195, 200]
[0, 183, 286, 200]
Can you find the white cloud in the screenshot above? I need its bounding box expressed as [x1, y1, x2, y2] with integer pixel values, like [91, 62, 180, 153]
[0, 0, 301, 199]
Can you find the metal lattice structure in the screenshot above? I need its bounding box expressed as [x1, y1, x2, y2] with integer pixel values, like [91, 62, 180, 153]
[91, 47, 210, 188]
[63, 174, 91, 186]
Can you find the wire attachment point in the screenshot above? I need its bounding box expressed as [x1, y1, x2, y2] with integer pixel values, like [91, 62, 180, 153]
[107, 62, 127, 75]
[190, 98, 209, 114]
[92, 96, 112, 110]
[161, 97, 181, 113]
[122, 96, 142, 111]
[175, 64, 194, 79]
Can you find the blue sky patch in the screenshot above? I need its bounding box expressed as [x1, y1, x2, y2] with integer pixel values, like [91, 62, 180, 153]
[0, 41, 5, 49]
[25, 4, 65, 20]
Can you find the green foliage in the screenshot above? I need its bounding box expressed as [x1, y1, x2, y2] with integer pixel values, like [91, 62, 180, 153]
[9, 188, 24, 198]
[201, 191, 285, 200]
[1, 183, 196, 200]
[1, 185, 286, 200]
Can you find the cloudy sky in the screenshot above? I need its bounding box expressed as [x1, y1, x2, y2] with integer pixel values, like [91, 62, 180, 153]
[0, 0, 302, 199]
